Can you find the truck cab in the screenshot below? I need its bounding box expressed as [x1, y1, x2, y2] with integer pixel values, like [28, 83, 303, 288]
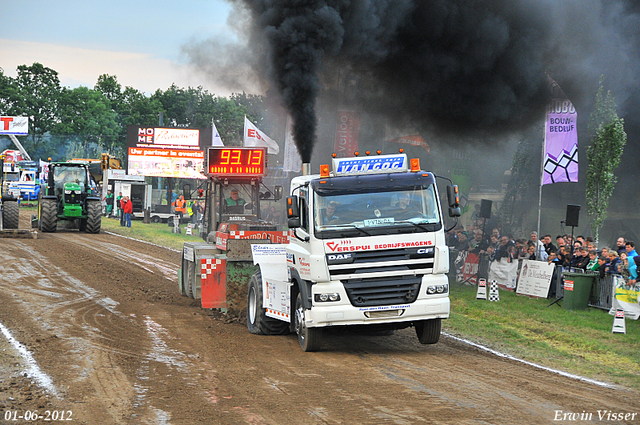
[249, 152, 460, 351]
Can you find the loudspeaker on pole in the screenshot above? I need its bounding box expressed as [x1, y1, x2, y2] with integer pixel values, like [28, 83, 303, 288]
[565, 204, 580, 227]
[476, 278, 487, 300]
[612, 308, 626, 334]
[480, 199, 492, 219]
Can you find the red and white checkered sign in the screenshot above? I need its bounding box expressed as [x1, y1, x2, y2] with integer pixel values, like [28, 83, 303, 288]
[201, 258, 223, 280]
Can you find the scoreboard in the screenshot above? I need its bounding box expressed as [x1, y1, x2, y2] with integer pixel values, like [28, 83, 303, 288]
[206, 147, 267, 177]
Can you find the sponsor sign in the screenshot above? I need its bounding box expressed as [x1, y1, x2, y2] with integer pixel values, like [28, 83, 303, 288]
[332, 154, 408, 176]
[0, 116, 29, 135]
[333, 110, 361, 158]
[126, 125, 211, 179]
[516, 260, 555, 298]
[325, 238, 434, 252]
[462, 252, 480, 285]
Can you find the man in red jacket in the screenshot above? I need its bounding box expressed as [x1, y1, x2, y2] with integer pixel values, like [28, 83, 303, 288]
[123, 196, 133, 227]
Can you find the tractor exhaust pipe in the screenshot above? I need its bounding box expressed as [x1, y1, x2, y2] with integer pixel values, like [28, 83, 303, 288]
[302, 163, 311, 176]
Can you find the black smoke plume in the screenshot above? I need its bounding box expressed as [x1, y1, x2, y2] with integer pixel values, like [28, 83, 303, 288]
[196, 0, 640, 162]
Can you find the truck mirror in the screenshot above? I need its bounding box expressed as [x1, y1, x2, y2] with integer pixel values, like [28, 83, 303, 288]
[286, 196, 300, 219]
[288, 217, 301, 228]
[449, 207, 461, 218]
[274, 186, 283, 201]
[446, 185, 459, 208]
[182, 184, 191, 200]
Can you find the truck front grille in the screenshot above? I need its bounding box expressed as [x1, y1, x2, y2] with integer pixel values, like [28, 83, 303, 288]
[342, 275, 422, 307]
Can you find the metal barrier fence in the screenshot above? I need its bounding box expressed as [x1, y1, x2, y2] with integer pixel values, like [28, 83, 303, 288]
[448, 249, 616, 310]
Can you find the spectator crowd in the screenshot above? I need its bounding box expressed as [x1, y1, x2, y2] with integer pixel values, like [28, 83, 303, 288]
[448, 225, 639, 285]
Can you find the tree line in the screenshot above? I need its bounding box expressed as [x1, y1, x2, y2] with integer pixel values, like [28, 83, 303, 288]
[0, 62, 276, 162]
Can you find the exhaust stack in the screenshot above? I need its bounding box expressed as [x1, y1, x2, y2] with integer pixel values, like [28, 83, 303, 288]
[302, 163, 311, 176]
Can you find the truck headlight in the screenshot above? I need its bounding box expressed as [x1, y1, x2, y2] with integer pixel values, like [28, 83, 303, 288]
[314, 293, 341, 302]
[426, 284, 448, 295]
[65, 190, 71, 194]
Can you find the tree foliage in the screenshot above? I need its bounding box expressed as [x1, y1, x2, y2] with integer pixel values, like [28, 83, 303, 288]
[0, 64, 273, 162]
[586, 77, 627, 243]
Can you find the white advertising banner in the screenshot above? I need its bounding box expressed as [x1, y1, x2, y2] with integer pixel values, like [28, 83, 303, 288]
[127, 147, 206, 179]
[516, 259, 555, 298]
[609, 275, 640, 320]
[0, 116, 29, 135]
[488, 258, 519, 290]
[243, 116, 280, 155]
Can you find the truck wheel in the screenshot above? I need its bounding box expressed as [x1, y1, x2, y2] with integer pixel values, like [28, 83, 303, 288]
[85, 200, 102, 233]
[295, 292, 322, 352]
[415, 318, 441, 344]
[247, 270, 289, 335]
[2, 200, 19, 229]
[151, 215, 160, 223]
[39, 199, 58, 232]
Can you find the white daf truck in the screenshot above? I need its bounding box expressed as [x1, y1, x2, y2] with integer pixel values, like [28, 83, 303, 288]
[248, 152, 460, 351]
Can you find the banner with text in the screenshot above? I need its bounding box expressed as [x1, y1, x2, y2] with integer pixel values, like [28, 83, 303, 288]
[126, 125, 211, 179]
[0, 116, 29, 135]
[516, 259, 555, 298]
[387, 134, 430, 153]
[243, 116, 280, 155]
[333, 111, 361, 157]
[543, 77, 578, 185]
[609, 276, 640, 320]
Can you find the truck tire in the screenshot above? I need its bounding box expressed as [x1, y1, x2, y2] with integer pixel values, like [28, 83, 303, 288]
[85, 200, 102, 233]
[151, 215, 161, 223]
[247, 270, 289, 335]
[2, 200, 19, 229]
[415, 318, 441, 344]
[295, 292, 322, 352]
[39, 198, 58, 232]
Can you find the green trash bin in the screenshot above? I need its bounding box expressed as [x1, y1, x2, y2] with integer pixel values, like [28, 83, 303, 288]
[562, 272, 596, 310]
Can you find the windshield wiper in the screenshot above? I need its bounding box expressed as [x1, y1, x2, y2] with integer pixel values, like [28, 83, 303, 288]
[394, 220, 432, 232]
[321, 224, 372, 236]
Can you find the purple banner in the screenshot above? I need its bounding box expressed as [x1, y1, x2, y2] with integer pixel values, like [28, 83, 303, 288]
[543, 78, 578, 185]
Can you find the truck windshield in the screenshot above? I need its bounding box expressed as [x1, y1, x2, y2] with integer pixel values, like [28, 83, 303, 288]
[314, 184, 441, 238]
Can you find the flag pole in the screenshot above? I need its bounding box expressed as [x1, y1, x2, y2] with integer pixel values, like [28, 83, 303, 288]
[536, 122, 545, 256]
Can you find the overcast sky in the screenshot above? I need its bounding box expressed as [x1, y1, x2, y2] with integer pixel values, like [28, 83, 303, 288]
[0, 0, 234, 95]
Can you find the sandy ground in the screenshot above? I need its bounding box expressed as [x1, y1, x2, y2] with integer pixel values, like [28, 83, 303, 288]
[0, 212, 639, 424]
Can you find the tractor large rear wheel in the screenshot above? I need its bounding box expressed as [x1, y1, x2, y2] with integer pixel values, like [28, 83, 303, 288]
[85, 200, 102, 233]
[39, 199, 58, 232]
[2, 200, 19, 229]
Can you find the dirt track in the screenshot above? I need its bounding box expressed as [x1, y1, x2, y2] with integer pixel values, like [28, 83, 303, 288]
[1, 213, 639, 424]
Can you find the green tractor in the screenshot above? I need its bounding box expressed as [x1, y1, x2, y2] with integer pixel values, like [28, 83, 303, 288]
[0, 155, 20, 230]
[38, 162, 102, 233]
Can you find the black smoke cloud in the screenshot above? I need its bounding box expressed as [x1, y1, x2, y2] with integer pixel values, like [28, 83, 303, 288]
[187, 0, 640, 162]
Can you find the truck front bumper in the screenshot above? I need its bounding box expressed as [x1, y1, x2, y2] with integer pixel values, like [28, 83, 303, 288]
[305, 275, 450, 328]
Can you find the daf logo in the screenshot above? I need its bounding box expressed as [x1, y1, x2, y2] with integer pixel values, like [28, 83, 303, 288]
[328, 254, 352, 261]
[417, 248, 432, 255]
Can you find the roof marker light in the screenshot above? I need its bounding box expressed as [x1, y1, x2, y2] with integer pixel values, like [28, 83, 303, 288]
[320, 164, 330, 177]
[410, 158, 420, 172]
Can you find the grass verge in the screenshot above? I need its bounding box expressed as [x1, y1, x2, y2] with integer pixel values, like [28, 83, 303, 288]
[100, 216, 205, 251]
[445, 283, 640, 390]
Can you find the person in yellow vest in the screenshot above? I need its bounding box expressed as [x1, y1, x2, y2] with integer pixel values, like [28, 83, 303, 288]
[172, 195, 187, 220]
